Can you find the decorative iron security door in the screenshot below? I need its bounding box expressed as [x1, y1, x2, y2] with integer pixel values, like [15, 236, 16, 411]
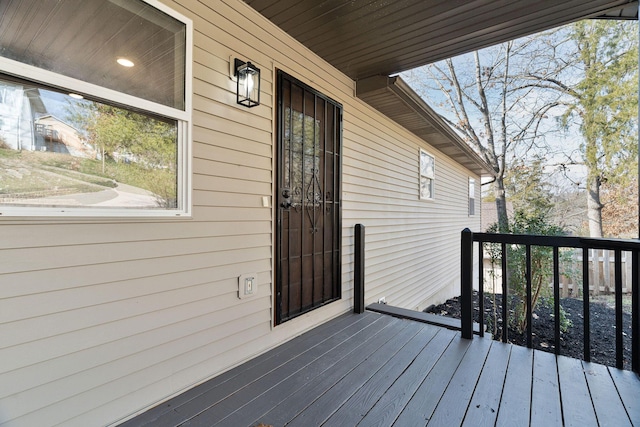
[275, 70, 342, 324]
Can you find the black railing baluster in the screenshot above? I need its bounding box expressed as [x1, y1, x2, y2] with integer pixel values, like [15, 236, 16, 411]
[615, 249, 623, 369]
[502, 242, 508, 343]
[478, 240, 485, 337]
[633, 250, 639, 373]
[526, 245, 532, 348]
[460, 230, 640, 373]
[553, 247, 560, 355]
[583, 247, 591, 362]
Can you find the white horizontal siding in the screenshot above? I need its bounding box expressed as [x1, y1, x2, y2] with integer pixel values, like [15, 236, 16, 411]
[0, 0, 480, 425]
[343, 95, 481, 310]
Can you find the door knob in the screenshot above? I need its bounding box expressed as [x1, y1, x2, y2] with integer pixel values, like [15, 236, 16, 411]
[281, 188, 292, 208]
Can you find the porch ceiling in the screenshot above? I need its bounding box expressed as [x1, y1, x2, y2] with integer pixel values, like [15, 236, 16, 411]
[244, 0, 637, 80]
[245, 0, 636, 177]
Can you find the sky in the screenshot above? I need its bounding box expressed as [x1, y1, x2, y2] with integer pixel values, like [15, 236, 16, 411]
[400, 18, 638, 198]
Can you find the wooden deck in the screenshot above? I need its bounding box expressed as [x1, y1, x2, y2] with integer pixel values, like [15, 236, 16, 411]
[122, 311, 640, 427]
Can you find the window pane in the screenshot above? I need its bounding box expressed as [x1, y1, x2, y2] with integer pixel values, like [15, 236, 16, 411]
[0, 76, 178, 210]
[420, 176, 433, 199]
[420, 150, 434, 178]
[469, 178, 476, 215]
[0, 0, 186, 110]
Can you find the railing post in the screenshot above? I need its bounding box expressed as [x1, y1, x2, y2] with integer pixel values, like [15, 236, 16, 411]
[461, 228, 473, 339]
[615, 249, 623, 369]
[553, 247, 560, 355]
[354, 224, 365, 314]
[633, 250, 639, 373]
[582, 247, 591, 363]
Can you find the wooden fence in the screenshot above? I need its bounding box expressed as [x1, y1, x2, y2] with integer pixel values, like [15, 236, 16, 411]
[482, 248, 635, 296]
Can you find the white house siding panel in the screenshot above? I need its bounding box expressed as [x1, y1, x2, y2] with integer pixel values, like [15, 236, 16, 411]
[343, 107, 481, 311]
[0, 0, 480, 426]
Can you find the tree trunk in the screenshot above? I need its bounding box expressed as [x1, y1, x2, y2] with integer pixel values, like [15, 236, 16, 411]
[586, 173, 603, 238]
[494, 177, 509, 232]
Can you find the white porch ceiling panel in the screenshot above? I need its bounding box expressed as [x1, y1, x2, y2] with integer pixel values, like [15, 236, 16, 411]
[243, 0, 638, 80]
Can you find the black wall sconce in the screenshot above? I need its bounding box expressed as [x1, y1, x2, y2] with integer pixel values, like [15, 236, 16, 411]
[234, 58, 260, 108]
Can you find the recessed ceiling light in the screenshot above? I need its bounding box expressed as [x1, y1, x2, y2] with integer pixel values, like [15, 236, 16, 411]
[68, 93, 84, 99]
[117, 57, 135, 68]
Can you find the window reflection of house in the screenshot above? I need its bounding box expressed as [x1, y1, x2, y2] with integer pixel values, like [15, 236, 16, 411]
[34, 115, 95, 157]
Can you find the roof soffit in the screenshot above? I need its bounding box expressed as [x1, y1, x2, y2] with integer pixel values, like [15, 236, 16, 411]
[357, 75, 494, 176]
[243, 0, 637, 80]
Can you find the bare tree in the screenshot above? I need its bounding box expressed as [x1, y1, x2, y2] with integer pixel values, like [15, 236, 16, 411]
[405, 35, 566, 232]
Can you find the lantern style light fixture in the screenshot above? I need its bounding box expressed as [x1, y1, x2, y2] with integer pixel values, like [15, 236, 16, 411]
[234, 58, 260, 108]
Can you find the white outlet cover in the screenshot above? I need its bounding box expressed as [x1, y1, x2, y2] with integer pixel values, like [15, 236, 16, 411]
[238, 273, 258, 299]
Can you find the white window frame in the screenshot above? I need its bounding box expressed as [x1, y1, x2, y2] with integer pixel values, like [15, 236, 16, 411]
[0, 0, 193, 218]
[419, 148, 435, 200]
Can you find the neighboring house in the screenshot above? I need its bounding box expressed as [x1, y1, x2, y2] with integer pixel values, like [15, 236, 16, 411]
[480, 201, 514, 293]
[34, 115, 95, 158]
[0, 1, 634, 426]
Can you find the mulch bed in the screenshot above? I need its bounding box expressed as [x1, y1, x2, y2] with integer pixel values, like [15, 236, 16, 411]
[425, 292, 633, 370]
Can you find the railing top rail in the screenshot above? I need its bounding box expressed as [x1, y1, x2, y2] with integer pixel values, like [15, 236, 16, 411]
[469, 230, 640, 251]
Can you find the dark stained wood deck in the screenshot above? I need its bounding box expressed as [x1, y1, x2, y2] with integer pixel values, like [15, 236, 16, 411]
[121, 311, 640, 427]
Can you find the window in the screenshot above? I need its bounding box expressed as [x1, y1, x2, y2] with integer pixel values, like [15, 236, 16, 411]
[0, 0, 192, 217]
[419, 149, 435, 200]
[469, 178, 476, 215]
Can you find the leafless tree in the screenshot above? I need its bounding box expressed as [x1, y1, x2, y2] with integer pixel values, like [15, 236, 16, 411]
[405, 35, 567, 232]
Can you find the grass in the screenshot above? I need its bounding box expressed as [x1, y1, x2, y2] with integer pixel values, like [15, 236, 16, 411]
[0, 148, 176, 204]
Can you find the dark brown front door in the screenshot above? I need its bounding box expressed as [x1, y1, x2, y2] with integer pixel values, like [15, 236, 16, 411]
[275, 70, 342, 324]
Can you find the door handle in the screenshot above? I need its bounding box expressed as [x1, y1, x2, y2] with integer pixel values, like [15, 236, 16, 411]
[281, 188, 292, 208]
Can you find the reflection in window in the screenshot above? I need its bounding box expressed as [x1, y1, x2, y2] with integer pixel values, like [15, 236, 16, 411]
[469, 177, 476, 215]
[0, 77, 178, 210]
[420, 149, 435, 200]
[0, 0, 186, 110]
[284, 107, 320, 205]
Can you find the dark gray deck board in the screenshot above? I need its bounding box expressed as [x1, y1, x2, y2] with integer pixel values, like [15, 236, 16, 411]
[557, 355, 598, 427]
[583, 361, 633, 427]
[213, 313, 397, 426]
[392, 335, 472, 425]
[495, 344, 533, 427]
[121, 310, 640, 427]
[322, 325, 439, 427]
[530, 350, 562, 426]
[461, 341, 511, 427]
[255, 316, 414, 427]
[286, 320, 425, 427]
[356, 328, 457, 427]
[367, 302, 482, 333]
[428, 335, 493, 425]
[186, 314, 397, 426]
[608, 367, 640, 424]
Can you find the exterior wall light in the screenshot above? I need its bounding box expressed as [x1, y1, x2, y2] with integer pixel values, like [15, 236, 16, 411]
[234, 58, 260, 108]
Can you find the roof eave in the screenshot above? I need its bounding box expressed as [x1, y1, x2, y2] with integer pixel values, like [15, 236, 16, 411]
[357, 75, 494, 177]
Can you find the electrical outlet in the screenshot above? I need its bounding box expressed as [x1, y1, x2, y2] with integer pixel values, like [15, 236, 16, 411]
[238, 273, 258, 299]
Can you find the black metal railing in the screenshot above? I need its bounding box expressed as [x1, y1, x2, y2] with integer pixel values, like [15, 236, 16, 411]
[354, 224, 365, 314]
[461, 228, 640, 373]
